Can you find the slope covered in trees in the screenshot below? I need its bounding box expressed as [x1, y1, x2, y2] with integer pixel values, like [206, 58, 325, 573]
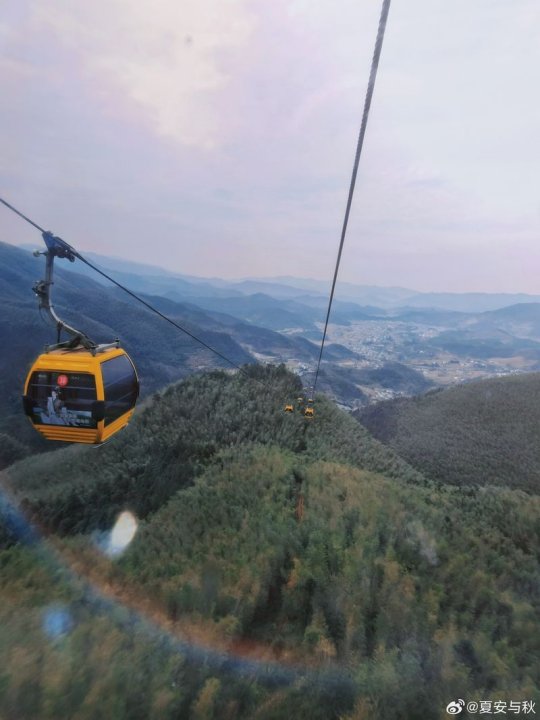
[4, 366, 423, 537]
[1, 367, 539, 719]
[357, 372, 540, 492]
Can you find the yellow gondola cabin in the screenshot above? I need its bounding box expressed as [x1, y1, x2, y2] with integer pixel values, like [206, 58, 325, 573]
[23, 347, 139, 444]
[20, 231, 140, 445]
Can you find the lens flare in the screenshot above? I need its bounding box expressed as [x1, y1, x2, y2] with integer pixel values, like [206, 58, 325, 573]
[42, 604, 73, 639]
[106, 511, 138, 557]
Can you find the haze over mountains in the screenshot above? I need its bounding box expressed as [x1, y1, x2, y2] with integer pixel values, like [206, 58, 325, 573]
[7, 241, 540, 364]
[0, 242, 362, 464]
[51, 247, 540, 312]
[2, 239, 540, 465]
[58, 246, 540, 387]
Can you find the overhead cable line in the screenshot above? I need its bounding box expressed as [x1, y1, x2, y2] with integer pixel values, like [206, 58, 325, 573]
[312, 0, 392, 396]
[0, 196, 264, 384]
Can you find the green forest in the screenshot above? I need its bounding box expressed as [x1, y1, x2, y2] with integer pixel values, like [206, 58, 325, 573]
[1, 366, 539, 719]
[357, 372, 540, 493]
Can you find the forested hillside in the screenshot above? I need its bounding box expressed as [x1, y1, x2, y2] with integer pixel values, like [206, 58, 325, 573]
[4, 365, 423, 536]
[2, 367, 538, 719]
[357, 372, 540, 492]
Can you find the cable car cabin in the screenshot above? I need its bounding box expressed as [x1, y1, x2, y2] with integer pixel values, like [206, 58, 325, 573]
[23, 347, 139, 444]
[304, 407, 314, 418]
[284, 404, 294, 413]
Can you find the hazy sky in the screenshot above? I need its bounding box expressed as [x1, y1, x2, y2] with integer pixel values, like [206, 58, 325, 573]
[1, 0, 539, 293]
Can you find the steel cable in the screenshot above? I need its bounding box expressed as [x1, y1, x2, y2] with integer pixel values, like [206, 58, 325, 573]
[0, 196, 265, 384]
[312, 0, 392, 396]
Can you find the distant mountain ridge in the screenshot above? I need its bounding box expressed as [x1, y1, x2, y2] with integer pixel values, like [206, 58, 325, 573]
[17, 243, 540, 312]
[401, 291, 540, 313]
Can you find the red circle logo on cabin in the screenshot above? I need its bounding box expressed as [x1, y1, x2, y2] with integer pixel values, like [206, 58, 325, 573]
[57, 374, 69, 387]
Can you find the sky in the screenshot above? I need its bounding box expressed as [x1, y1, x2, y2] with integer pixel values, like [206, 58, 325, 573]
[1, 0, 539, 293]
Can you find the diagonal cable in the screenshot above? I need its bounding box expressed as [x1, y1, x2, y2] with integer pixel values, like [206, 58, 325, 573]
[312, 0, 392, 395]
[0, 196, 261, 381]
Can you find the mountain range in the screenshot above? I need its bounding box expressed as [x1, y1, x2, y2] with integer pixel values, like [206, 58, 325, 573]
[3, 240, 540, 466]
[0, 242, 363, 465]
[47, 247, 540, 312]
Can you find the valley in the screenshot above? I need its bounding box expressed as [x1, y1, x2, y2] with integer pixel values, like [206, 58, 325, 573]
[320, 316, 537, 397]
[75, 248, 540, 406]
[2, 241, 539, 464]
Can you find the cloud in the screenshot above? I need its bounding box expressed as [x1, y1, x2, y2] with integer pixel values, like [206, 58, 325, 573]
[1, 0, 539, 292]
[33, 0, 254, 148]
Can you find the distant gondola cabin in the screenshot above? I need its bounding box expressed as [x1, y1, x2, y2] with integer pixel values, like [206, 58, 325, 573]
[23, 347, 139, 444]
